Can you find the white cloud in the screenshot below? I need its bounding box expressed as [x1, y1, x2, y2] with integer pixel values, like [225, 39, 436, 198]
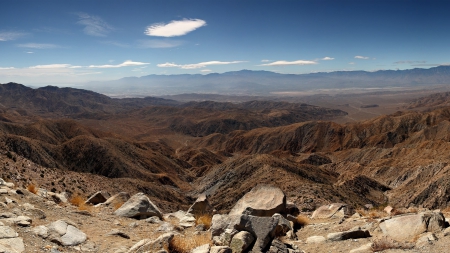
[77, 12, 113, 37]
[0, 67, 15, 70]
[137, 39, 183, 48]
[201, 69, 212, 72]
[261, 59, 270, 62]
[17, 43, 60, 49]
[259, 60, 317, 66]
[354, 55, 369, 60]
[321, 57, 334, 60]
[89, 60, 149, 68]
[145, 19, 206, 37]
[158, 60, 245, 69]
[0, 32, 27, 41]
[25, 51, 34, 54]
[29, 64, 72, 69]
[349, 62, 355, 65]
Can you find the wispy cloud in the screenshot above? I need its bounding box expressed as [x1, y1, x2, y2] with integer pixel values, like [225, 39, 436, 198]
[157, 60, 245, 69]
[354, 55, 369, 60]
[349, 62, 355, 65]
[101, 41, 130, 48]
[145, 19, 206, 37]
[0, 67, 15, 70]
[89, 60, 149, 68]
[0, 32, 27, 41]
[259, 60, 317, 66]
[17, 43, 61, 49]
[77, 12, 113, 37]
[25, 51, 34, 54]
[137, 39, 183, 48]
[394, 60, 426, 64]
[29, 64, 82, 69]
[321, 57, 334, 60]
[261, 59, 270, 62]
[201, 69, 212, 72]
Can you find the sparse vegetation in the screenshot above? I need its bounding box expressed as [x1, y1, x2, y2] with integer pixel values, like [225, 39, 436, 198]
[113, 201, 125, 210]
[69, 194, 93, 212]
[194, 213, 212, 229]
[371, 236, 414, 252]
[168, 233, 211, 253]
[293, 214, 309, 230]
[27, 184, 38, 194]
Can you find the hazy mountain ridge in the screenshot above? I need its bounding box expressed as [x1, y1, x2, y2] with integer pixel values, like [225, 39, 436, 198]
[86, 66, 450, 96]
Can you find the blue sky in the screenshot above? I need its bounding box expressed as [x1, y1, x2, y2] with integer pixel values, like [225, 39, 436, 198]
[1, 0, 450, 86]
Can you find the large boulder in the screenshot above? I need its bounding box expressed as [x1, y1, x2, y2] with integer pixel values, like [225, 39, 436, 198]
[85, 191, 109, 205]
[45, 220, 87, 246]
[379, 211, 445, 241]
[104, 192, 130, 207]
[229, 185, 286, 217]
[187, 193, 214, 216]
[114, 193, 162, 219]
[229, 231, 254, 253]
[0, 238, 25, 253]
[311, 203, 350, 219]
[127, 233, 173, 253]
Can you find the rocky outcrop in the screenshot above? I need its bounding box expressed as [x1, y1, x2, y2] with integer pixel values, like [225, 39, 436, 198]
[311, 203, 350, 219]
[229, 185, 286, 217]
[114, 192, 162, 219]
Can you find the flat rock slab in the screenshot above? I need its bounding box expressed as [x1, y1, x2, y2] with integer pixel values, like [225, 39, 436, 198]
[0, 237, 25, 253]
[311, 203, 348, 219]
[229, 185, 286, 217]
[306, 236, 326, 244]
[60, 225, 87, 246]
[0, 226, 18, 239]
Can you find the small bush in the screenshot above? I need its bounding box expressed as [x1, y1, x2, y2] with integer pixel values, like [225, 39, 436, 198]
[169, 233, 211, 253]
[69, 194, 93, 212]
[195, 214, 212, 229]
[27, 184, 38, 194]
[295, 215, 310, 227]
[371, 236, 414, 251]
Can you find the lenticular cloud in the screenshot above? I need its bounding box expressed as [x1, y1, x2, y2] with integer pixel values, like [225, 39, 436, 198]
[145, 19, 206, 37]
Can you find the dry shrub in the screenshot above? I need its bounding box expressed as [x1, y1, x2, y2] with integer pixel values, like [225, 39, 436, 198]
[293, 215, 309, 230]
[195, 214, 212, 229]
[27, 184, 38, 194]
[390, 208, 406, 216]
[113, 201, 124, 210]
[69, 195, 93, 212]
[169, 233, 211, 253]
[371, 236, 414, 251]
[443, 206, 450, 213]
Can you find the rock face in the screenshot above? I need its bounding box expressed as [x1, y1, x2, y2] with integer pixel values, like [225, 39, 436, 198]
[114, 192, 162, 219]
[379, 211, 445, 241]
[104, 192, 130, 206]
[187, 193, 214, 216]
[229, 185, 286, 217]
[311, 203, 350, 219]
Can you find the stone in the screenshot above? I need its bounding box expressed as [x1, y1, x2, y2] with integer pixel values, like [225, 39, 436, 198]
[234, 215, 279, 253]
[104, 192, 130, 206]
[23, 208, 46, 219]
[268, 238, 288, 253]
[32, 225, 49, 238]
[0, 237, 25, 253]
[364, 204, 373, 210]
[191, 244, 210, 253]
[415, 232, 437, 248]
[179, 214, 196, 228]
[37, 188, 48, 198]
[326, 229, 370, 241]
[349, 243, 373, 253]
[49, 192, 69, 204]
[210, 214, 243, 237]
[384, 206, 393, 214]
[127, 233, 173, 253]
[114, 193, 162, 219]
[0, 189, 8, 195]
[145, 216, 162, 224]
[156, 222, 175, 232]
[443, 226, 450, 236]
[106, 229, 130, 239]
[306, 236, 326, 243]
[48, 220, 68, 236]
[212, 229, 238, 246]
[60, 225, 87, 246]
[164, 210, 186, 220]
[230, 231, 254, 253]
[187, 193, 214, 217]
[229, 185, 286, 217]
[0, 226, 18, 239]
[210, 246, 232, 253]
[311, 203, 350, 219]
[85, 191, 109, 205]
[0, 178, 14, 188]
[379, 211, 445, 241]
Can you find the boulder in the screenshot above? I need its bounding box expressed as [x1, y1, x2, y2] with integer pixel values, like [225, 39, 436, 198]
[229, 185, 286, 217]
[229, 231, 254, 253]
[326, 229, 370, 241]
[85, 191, 109, 205]
[0, 178, 14, 188]
[311, 203, 350, 219]
[212, 229, 238, 246]
[211, 214, 242, 237]
[187, 193, 214, 216]
[192, 244, 210, 253]
[234, 215, 279, 253]
[0, 226, 18, 239]
[415, 232, 437, 248]
[104, 192, 130, 206]
[114, 193, 162, 219]
[0, 237, 25, 253]
[210, 246, 232, 253]
[60, 225, 87, 246]
[127, 233, 173, 253]
[379, 211, 445, 241]
[384, 206, 393, 214]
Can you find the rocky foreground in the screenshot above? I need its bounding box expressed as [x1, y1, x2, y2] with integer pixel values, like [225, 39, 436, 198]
[1, 181, 450, 253]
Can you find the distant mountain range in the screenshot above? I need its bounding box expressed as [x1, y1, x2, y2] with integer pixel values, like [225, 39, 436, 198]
[85, 66, 450, 97]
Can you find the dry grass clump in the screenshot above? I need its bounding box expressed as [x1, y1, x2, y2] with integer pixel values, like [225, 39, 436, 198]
[27, 184, 38, 194]
[356, 209, 388, 219]
[168, 233, 211, 253]
[113, 200, 125, 210]
[195, 214, 212, 229]
[292, 214, 310, 230]
[442, 206, 450, 213]
[371, 236, 414, 251]
[69, 194, 93, 212]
